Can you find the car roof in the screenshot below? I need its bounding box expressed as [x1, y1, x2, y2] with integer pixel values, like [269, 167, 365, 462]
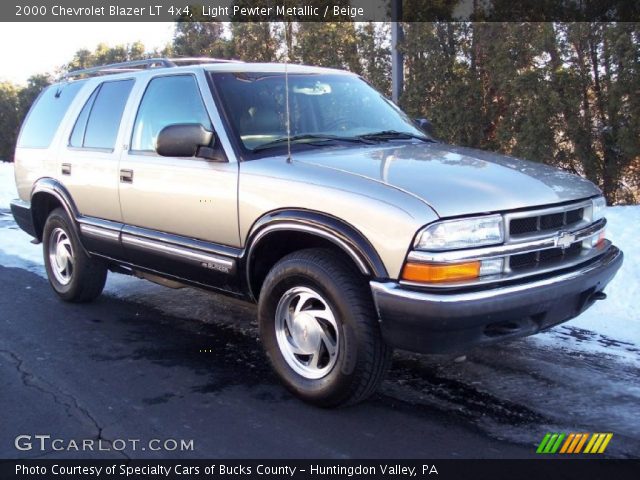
[53, 62, 354, 89]
[203, 62, 351, 75]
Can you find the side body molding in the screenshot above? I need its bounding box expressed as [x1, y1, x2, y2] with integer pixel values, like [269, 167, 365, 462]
[245, 209, 388, 298]
[28, 177, 243, 295]
[27, 183, 387, 301]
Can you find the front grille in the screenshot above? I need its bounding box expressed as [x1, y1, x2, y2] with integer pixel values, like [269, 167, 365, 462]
[405, 199, 604, 289]
[504, 200, 596, 276]
[510, 241, 583, 271]
[509, 207, 584, 236]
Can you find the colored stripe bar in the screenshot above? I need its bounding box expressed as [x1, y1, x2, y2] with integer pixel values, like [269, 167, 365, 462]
[568, 434, 582, 454]
[598, 433, 613, 454]
[538, 433, 614, 455]
[544, 434, 559, 453]
[560, 433, 575, 454]
[537, 433, 552, 454]
[573, 433, 589, 453]
[583, 434, 599, 453]
[550, 433, 566, 453]
[590, 434, 606, 454]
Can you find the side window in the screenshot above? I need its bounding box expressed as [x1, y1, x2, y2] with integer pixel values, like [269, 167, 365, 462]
[131, 75, 211, 152]
[69, 87, 98, 147]
[18, 81, 85, 149]
[69, 79, 134, 150]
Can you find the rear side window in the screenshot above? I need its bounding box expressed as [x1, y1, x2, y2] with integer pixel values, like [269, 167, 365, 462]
[69, 87, 98, 148]
[18, 81, 85, 148]
[131, 75, 211, 152]
[69, 79, 134, 150]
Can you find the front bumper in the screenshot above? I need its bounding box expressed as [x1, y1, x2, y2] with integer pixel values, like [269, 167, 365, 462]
[371, 245, 623, 354]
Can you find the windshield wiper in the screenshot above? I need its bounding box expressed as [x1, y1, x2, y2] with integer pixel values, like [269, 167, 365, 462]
[358, 130, 434, 143]
[252, 134, 368, 152]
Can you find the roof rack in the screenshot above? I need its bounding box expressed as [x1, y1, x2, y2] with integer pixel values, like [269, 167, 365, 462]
[170, 57, 242, 65]
[63, 57, 243, 79]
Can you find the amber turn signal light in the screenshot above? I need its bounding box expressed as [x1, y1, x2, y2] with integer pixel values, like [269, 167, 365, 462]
[401, 261, 481, 283]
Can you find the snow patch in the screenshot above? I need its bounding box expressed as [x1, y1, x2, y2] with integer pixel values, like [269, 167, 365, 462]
[533, 206, 640, 361]
[0, 161, 17, 209]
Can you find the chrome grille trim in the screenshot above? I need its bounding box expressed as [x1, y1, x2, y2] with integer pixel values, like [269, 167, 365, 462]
[504, 199, 593, 241]
[403, 199, 607, 289]
[407, 218, 605, 264]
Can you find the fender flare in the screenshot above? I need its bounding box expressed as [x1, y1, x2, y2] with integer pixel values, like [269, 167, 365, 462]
[245, 209, 388, 298]
[30, 177, 81, 240]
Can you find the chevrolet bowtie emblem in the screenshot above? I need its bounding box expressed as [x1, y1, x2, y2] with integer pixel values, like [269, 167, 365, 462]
[556, 231, 575, 250]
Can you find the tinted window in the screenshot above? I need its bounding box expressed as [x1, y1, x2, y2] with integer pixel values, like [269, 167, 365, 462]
[211, 72, 425, 153]
[69, 86, 99, 148]
[131, 75, 211, 152]
[18, 81, 85, 148]
[82, 79, 134, 150]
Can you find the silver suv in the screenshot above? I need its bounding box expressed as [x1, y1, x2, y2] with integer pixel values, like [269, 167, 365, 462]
[10, 58, 623, 406]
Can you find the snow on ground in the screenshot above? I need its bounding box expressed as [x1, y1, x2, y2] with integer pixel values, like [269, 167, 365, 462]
[0, 161, 17, 208]
[533, 205, 640, 361]
[0, 163, 46, 274]
[0, 161, 638, 360]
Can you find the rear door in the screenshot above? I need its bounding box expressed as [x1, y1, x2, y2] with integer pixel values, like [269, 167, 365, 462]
[118, 71, 240, 291]
[62, 79, 135, 222]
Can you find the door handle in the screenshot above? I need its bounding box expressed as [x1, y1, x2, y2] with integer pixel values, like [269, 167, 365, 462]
[120, 169, 133, 183]
[61, 163, 71, 175]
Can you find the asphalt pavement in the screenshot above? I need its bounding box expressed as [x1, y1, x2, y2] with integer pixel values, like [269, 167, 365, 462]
[0, 260, 638, 459]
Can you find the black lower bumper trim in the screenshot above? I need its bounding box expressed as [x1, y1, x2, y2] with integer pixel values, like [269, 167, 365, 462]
[371, 246, 623, 354]
[10, 199, 36, 238]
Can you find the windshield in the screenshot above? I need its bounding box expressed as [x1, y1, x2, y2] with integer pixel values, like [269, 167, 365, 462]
[210, 72, 427, 154]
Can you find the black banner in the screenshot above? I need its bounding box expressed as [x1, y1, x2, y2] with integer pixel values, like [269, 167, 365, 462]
[3, 0, 640, 22]
[1, 459, 639, 480]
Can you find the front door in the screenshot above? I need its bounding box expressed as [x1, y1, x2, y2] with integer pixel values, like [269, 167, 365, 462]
[118, 73, 240, 291]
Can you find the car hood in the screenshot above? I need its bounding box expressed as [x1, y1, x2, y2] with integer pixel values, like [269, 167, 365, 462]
[292, 142, 601, 218]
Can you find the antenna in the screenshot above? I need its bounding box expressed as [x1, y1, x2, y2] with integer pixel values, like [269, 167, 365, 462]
[284, 21, 292, 163]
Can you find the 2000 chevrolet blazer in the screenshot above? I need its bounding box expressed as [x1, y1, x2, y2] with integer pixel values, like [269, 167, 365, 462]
[10, 58, 623, 406]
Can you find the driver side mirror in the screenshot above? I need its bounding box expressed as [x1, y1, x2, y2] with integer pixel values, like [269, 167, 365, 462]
[156, 123, 217, 159]
[414, 118, 435, 136]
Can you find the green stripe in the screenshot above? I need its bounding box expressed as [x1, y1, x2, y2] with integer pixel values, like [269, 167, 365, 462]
[536, 433, 552, 453]
[544, 434, 559, 453]
[550, 433, 566, 453]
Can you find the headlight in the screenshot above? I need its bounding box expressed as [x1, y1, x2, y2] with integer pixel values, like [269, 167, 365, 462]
[592, 196, 606, 221]
[414, 215, 504, 251]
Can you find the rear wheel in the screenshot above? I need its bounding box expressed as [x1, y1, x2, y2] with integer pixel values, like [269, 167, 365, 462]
[258, 248, 392, 407]
[43, 208, 107, 302]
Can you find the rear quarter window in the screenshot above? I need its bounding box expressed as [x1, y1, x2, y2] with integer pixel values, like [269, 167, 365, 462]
[69, 79, 134, 150]
[17, 81, 85, 149]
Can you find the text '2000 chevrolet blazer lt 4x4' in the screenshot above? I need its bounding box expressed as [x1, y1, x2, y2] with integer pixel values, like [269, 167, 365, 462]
[10, 58, 623, 406]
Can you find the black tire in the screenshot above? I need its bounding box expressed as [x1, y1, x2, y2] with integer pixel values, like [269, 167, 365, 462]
[258, 248, 392, 407]
[42, 207, 107, 303]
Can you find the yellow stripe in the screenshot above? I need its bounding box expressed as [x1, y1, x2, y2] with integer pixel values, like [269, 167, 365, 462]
[597, 433, 613, 454]
[590, 434, 606, 454]
[574, 434, 589, 453]
[584, 434, 599, 453]
[560, 433, 575, 454]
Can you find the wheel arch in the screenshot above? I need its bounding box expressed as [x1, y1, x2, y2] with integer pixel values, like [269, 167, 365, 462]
[244, 209, 388, 300]
[30, 178, 80, 241]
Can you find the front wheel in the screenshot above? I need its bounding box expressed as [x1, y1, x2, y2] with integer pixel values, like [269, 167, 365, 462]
[43, 208, 107, 302]
[258, 248, 392, 407]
